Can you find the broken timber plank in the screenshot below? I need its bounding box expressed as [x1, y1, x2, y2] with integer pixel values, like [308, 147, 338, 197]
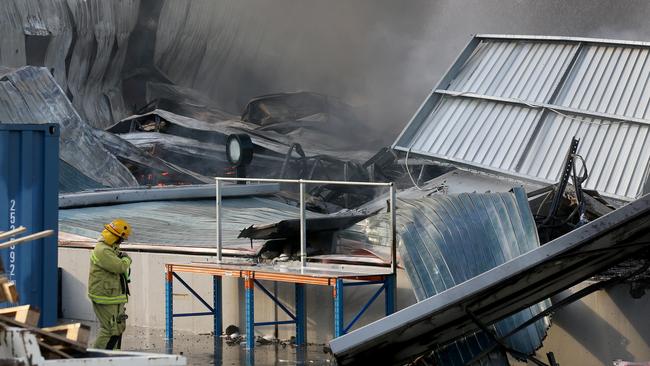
[0, 314, 87, 353]
[42, 323, 91, 346]
[2, 281, 19, 303]
[37, 339, 73, 359]
[0, 305, 40, 326]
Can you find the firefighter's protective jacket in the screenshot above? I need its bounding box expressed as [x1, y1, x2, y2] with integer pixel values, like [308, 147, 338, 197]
[88, 240, 131, 304]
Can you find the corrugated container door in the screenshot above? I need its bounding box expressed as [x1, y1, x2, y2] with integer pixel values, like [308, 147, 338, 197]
[0, 123, 59, 326]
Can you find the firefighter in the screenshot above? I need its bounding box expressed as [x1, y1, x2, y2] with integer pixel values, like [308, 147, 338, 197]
[88, 218, 132, 350]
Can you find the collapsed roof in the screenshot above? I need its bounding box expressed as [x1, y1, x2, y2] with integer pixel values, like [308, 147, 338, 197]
[110, 92, 376, 163]
[0, 66, 137, 189]
[393, 34, 650, 202]
[0, 66, 373, 196]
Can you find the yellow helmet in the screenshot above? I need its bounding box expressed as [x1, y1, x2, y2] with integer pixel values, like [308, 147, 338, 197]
[101, 219, 132, 245]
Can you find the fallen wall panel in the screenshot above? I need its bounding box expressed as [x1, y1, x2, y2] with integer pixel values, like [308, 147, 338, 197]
[330, 193, 650, 366]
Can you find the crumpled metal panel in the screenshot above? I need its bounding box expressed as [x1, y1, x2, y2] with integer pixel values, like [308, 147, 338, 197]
[59, 197, 323, 253]
[59, 160, 103, 193]
[111, 109, 374, 162]
[337, 188, 549, 365]
[66, 0, 139, 128]
[0, 0, 139, 128]
[0, 1, 28, 68]
[394, 35, 650, 201]
[0, 66, 137, 188]
[93, 129, 213, 185]
[145, 82, 237, 123]
[0, 0, 73, 90]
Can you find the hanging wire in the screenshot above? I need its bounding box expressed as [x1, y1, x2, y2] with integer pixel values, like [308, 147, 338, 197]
[405, 147, 436, 191]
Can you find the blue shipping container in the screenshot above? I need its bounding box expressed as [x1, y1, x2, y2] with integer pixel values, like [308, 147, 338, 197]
[0, 123, 59, 326]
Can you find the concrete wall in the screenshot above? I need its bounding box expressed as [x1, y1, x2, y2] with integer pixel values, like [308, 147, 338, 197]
[59, 247, 416, 343]
[528, 283, 650, 365]
[60, 248, 650, 364]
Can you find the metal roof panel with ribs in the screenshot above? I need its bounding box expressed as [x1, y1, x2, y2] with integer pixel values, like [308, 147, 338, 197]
[393, 34, 650, 201]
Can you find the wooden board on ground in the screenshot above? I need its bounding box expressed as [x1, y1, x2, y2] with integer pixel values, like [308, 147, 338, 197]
[0, 314, 87, 353]
[0, 305, 40, 326]
[43, 323, 91, 346]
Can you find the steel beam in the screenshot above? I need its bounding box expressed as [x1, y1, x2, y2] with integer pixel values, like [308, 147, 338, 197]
[245, 277, 255, 349]
[334, 279, 344, 338]
[213, 276, 222, 336]
[300, 180, 307, 268]
[165, 270, 173, 342]
[216, 180, 222, 262]
[434, 89, 650, 127]
[295, 283, 306, 346]
[254, 280, 296, 320]
[172, 273, 214, 312]
[215, 177, 392, 187]
[390, 184, 397, 275]
[385, 275, 396, 316]
[173, 312, 214, 317]
[344, 284, 386, 333]
[59, 183, 280, 208]
[476, 33, 650, 48]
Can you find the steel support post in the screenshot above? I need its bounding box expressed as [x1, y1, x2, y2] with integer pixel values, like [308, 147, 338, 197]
[299, 180, 307, 268]
[295, 283, 306, 345]
[245, 277, 255, 349]
[389, 183, 397, 275]
[246, 349, 254, 366]
[213, 276, 222, 336]
[385, 275, 396, 316]
[334, 279, 344, 337]
[216, 179, 222, 262]
[165, 270, 173, 342]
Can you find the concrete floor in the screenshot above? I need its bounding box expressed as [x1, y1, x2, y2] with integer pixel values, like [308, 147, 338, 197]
[88, 322, 333, 366]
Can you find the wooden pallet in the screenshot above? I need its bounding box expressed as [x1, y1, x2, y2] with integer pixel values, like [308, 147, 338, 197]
[0, 305, 40, 326]
[0, 276, 19, 303]
[43, 323, 91, 346]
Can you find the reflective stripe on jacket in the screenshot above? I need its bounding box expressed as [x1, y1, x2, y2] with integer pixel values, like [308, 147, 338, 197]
[88, 240, 131, 304]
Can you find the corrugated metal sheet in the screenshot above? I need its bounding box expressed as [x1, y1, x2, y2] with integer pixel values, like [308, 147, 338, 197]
[0, 66, 137, 188]
[449, 41, 578, 102]
[330, 192, 650, 366]
[394, 35, 650, 201]
[336, 188, 549, 365]
[59, 197, 323, 253]
[59, 160, 103, 193]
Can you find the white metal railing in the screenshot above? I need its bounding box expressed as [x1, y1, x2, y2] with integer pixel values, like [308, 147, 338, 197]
[215, 177, 397, 274]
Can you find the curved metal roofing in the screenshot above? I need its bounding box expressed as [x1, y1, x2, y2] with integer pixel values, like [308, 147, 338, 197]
[337, 188, 550, 365]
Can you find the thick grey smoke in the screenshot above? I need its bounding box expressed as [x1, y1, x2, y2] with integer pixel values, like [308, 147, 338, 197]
[147, 0, 650, 145]
[3, 0, 650, 146]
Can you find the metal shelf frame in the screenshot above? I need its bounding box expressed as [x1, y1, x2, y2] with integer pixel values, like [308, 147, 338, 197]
[164, 263, 396, 349]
